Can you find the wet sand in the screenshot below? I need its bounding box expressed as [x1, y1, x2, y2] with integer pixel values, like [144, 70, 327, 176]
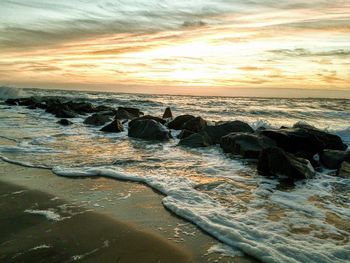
[0, 160, 259, 263]
[0, 180, 195, 263]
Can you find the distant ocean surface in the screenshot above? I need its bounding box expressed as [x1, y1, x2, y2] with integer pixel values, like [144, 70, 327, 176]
[1, 87, 349, 263]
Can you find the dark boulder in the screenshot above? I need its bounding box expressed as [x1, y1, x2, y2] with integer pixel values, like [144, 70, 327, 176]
[5, 98, 19, 105]
[129, 115, 166, 127]
[162, 107, 173, 119]
[261, 128, 346, 156]
[115, 107, 143, 120]
[100, 119, 124, 133]
[55, 109, 77, 118]
[27, 104, 37, 109]
[94, 105, 116, 113]
[168, 115, 195, 130]
[57, 119, 73, 126]
[178, 132, 213, 148]
[204, 120, 254, 144]
[220, 133, 276, 158]
[293, 122, 317, 130]
[320, 149, 350, 169]
[67, 101, 95, 114]
[177, 129, 195, 139]
[258, 147, 315, 180]
[182, 117, 207, 133]
[45, 99, 72, 117]
[301, 126, 347, 151]
[18, 97, 39, 106]
[84, 113, 111, 126]
[128, 119, 171, 141]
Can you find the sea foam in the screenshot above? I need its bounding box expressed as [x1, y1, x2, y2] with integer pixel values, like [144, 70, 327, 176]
[52, 165, 350, 263]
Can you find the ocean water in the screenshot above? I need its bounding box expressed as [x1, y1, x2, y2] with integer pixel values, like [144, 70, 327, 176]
[0, 87, 349, 263]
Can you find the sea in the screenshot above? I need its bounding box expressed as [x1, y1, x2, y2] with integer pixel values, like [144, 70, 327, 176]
[0, 86, 349, 263]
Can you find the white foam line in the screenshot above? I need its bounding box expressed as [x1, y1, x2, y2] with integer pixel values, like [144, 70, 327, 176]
[0, 155, 51, 169]
[24, 209, 61, 221]
[51, 165, 350, 263]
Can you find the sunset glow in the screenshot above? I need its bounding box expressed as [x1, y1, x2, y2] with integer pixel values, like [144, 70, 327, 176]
[0, 0, 349, 94]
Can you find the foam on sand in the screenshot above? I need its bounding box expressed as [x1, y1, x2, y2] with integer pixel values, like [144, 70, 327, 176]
[52, 165, 350, 263]
[24, 209, 62, 221]
[0, 155, 51, 169]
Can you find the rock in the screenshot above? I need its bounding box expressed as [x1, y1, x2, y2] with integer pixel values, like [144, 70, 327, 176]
[261, 128, 346, 156]
[67, 101, 95, 114]
[84, 113, 111, 126]
[94, 105, 116, 113]
[5, 98, 19, 105]
[115, 107, 142, 120]
[162, 107, 173, 119]
[27, 104, 37, 109]
[17, 97, 37, 106]
[100, 119, 124, 133]
[204, 121, 254, 144]
[57, 119, 73, 126]
[129, 115, 166, 127]
[337, 161, 350, 178]
[220, 133, 276, 158]
[182, 117, 207, 133]
[293, 122, 316, 130]
[177, 129, 195, 139]
[167, 115, 195, 130]
[294, 152, 321, 171]
[55, 109, 77, 118]
[258, 147, 316, 180]
[178, 132, 213, 148]
[301, 127, 347, 151]
[128, 119, 171, 140]
[320, 149, 350, 169]
[45, 99, 76, 118]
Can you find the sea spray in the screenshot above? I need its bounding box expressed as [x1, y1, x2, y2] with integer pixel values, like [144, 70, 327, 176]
[0, 86, 26, 99]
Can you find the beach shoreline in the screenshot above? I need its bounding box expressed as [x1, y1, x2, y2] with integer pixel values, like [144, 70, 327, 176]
[0, 178, 195, 263]
[0, 160, 258, 263]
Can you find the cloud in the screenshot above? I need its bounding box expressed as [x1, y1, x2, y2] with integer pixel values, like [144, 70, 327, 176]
[269, 48, 350, 58]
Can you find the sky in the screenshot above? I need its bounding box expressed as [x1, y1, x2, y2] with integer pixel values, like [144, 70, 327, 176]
[0, 0, 349, 97]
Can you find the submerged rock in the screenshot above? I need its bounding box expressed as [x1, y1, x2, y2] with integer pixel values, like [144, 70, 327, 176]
[320, 149, 350, 169]
[167, 115, 195, 130]
[128, 119, 171, 140]
[178, 132, 213, 148]
[57, 119, 73, 126]
[100, 119, 124, 133]
[220, 133, 276, 158]
[258, 147, 316, 180]
[204, 121, 254, 144]
[84, 113, 111, 126]
[162, 107, 173, 119]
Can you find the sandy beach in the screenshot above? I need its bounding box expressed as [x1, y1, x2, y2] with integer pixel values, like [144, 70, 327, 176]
[0, 160, 259, 263]
[0, 179, 194, 263]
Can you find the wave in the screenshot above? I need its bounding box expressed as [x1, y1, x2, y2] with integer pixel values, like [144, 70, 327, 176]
[0, 86, 26, 99]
